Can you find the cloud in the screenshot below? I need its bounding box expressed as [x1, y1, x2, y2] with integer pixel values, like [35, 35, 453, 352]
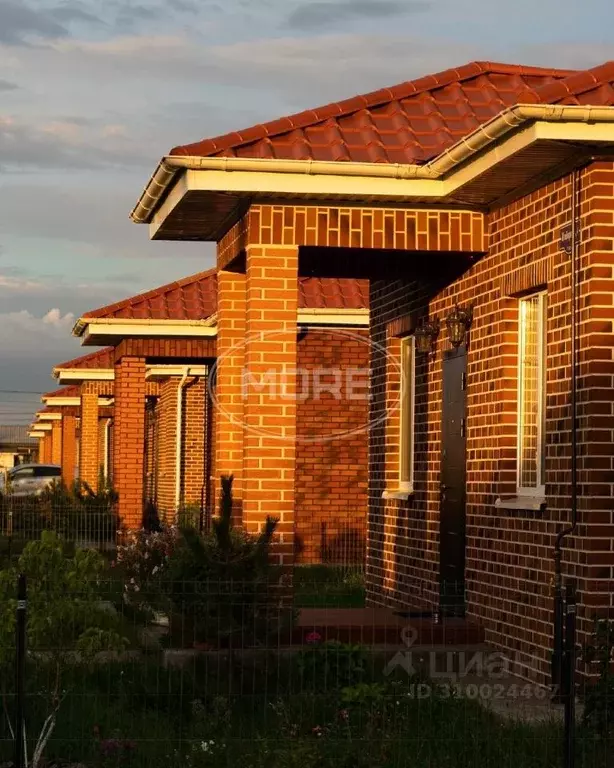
[47, 1, 103, 26]
[0, 0, 65, 44]
[0, 114, 152, 170]
[0, 78, 17, 91]
[286, 0, 428, 30]
[0, 308, 75, 356]
[42, 307, 75, 328]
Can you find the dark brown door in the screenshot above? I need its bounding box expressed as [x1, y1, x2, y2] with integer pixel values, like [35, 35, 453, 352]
[440, 346, 467, 616]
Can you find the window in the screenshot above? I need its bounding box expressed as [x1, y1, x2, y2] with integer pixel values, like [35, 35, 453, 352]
[517, 291, 546, 494]
[399, 335, 415, 491]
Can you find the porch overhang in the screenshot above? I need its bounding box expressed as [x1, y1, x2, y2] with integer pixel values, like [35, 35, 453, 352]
[131, 106, 614, 241]
[32, 422, 52, 431]
[29, 431, 45, 438]
[36, 411, 62, 421]
[54, 367, 115, 384]
[146, 364, 209, 380]
[73, 317, 218, 346]
[41, 395, 114, 407]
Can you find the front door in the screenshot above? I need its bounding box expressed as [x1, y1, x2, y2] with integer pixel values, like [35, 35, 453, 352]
[440, 345, 467, 617]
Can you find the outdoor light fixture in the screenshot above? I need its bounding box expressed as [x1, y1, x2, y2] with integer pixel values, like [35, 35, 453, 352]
[445, 304, 473, 348]
[414, 317, 440, 355]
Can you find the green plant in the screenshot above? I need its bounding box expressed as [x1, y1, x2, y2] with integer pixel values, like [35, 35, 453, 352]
[297, 640, 367, 690]
[581, 616, 614, 736]
[0, 531, 128, 768]
[160, 475, 285, 647]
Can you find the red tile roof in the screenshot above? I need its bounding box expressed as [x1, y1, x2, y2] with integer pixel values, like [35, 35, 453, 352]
[82, 268, 218, 322]
[299, 277, 368, 310]
[169, 61, 576, 165]
[43, 385, 80, 399]
[82, 270, 368, 322]
[519, 60, 614, 105]
[56, 347, 114, 370]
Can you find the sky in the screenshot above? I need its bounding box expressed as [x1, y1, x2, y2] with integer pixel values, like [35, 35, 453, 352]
[0, 0, 613, 424]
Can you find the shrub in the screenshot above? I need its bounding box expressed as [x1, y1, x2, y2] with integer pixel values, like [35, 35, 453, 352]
[0, 531, 128, 768]
[297, 639, 367, 690]
[117, 476, 292, 648]
[581, 616, 614, 736]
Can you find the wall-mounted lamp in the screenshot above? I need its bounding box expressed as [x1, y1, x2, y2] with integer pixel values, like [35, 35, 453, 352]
[414, 317, 440, 355]
[445, 304, 473, 348]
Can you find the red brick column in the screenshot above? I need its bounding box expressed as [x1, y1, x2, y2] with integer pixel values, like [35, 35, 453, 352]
[182, 377, 206, 508]
[243, 245, 298, 564]
[113, 356, 146, 530]
[215, 270, 246, 521]
[50, 420, 62, 466]
[80, 386, 99, 488]
[156, 378, 179, 522]
[61, 414, 77, 486]
[40, 434, 51, 463]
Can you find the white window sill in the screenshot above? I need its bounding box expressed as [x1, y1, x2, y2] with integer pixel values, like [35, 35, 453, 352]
[495, 495, 546, 512]
[382, 487, 414, 500]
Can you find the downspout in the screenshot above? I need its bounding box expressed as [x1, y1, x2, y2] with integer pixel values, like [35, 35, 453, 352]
[175, 368, 190, 514]
[103, 418, 111, 482]
[552, 168, 580, 690]
[202, 368, 214, 534]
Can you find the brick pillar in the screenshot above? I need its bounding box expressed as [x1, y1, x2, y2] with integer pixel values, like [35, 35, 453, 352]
[113, 356, 146, 530]
[40, 434, 51, 463]
[243, 245, 298, 564]
[80, 386, 99, 488]
[61, 414, 77, 486]
[156, 378, 179, 523]
[182, 377, 206, 508]
[215, 270, 246, 521]
[50, 420, 62, 466]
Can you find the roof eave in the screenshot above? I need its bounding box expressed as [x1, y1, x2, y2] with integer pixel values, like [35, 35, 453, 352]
[131, 104, 614, 238]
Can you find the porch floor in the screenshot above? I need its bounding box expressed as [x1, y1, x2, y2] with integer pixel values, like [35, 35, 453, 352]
[294, 606, 484, 646]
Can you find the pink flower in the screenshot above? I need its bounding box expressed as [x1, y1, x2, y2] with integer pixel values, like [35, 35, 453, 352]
[338, 709, 349, 722]
[312, 725, 323, 737]
[306, 631, 322, 645]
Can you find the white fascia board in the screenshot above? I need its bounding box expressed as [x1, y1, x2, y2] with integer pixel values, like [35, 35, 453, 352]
[146, 365, 209, 380]
[36, 412, 62, 421]
[55, 368, 114, 384]
[84, 319, 217, 338]
[297, 309, 369, 326]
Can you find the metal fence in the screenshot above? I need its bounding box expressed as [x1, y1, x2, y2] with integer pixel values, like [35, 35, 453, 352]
[0, 531, 606, 768]
[0, 495, 117, 554]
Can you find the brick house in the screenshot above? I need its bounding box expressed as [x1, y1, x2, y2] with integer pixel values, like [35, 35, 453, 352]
[129, 59, 614, 681]
[43, 269, 369, 562]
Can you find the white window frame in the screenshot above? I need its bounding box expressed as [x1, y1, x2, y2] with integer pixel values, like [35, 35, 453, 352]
[517, 291, 546, 496]
[399, 335, 416, 493]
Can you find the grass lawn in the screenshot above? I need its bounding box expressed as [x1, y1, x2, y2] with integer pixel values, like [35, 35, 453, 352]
[293, 564, 366, 608]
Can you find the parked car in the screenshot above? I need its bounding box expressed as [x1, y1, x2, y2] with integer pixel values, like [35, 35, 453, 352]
[3, 464, 61, 497]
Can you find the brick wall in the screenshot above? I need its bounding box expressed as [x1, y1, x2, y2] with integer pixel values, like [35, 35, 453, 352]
[181, 377, 206, 510]
[51, 420, 62, 466]
[368, 162, 614, 682]
[113, 356, 146, 529]
[79, 385, 99, 488]
[61, 414, 77, 486]
[155, 378, 178, 521]
[295, 327, 369, 564]
[154, 376, 207, 523]
[215, 270, 246, 522]
[242, 245, 298, 565]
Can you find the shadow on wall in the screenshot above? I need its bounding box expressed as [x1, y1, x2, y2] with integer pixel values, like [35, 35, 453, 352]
[294, 522, 365, 567]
